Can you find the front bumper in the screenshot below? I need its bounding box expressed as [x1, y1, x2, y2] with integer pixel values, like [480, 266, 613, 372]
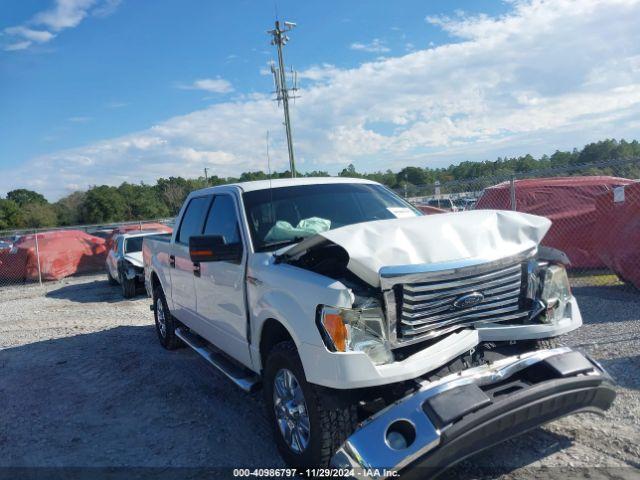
[330, 348, 615, 479]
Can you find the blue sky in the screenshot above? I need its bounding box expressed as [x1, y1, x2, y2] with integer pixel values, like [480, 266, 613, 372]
[1, 0, 639, 199]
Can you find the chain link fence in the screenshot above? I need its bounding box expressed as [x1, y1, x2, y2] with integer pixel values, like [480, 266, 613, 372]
[398, 158, 640, 290]
[0, 219, 174, 290]
[1, 158, 638, 293]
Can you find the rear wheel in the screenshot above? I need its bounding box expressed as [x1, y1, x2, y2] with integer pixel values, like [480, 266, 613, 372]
[153, 286, 183, 350]
[264, 341, 358, 468]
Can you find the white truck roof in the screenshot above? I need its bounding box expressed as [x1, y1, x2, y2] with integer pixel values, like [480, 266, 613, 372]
[117, 230, 168, 239]
[192, 176, 380, 196]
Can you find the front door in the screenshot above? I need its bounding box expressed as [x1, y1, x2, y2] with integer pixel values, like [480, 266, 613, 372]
[194, 194, 250, 367]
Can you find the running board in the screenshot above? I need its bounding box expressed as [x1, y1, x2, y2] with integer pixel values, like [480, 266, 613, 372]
[175, 327, 260, 393]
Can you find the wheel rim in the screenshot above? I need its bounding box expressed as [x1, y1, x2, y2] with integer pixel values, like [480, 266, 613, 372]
[273, 368, 310, 454]
[156, 299, 167, 338]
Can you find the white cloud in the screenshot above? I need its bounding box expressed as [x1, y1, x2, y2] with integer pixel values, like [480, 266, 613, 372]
[4, 41, 32, 51]
[3, 0, 640, 199]
[92, 0, 122, 18]
[3, 0, 121, 51]
[179, 77, 234, 94]
[350, 38, 390, 53]
[4, 26, 56, 43]
[33, 0, 96, 30]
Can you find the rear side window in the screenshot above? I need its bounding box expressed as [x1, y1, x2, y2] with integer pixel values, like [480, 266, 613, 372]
[203, 195, 241, 245]
[177, 196, 211, 244]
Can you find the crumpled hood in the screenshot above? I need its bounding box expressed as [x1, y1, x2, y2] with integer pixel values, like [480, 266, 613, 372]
[281, 210, 551, 288]
[124, 252, 144, 268]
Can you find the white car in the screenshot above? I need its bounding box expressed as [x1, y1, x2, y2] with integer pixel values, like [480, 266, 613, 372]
[143, 177, 615, 476]
[421, 197, 458, 212]
[106, 231, 170, 298]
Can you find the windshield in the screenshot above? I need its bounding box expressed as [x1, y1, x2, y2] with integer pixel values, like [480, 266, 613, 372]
[124, 236, 144, 253]
[242, 183, 421, 252]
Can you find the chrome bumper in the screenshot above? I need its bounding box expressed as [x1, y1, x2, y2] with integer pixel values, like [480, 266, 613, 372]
[330, 347, 615, 479]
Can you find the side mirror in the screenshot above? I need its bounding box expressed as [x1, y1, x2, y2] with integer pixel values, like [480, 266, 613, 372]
[189, 235, 242, 263]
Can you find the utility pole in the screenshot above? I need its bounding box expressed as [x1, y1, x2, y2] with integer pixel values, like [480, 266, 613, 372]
[204, 167, 208, 182]
[268, 20, 299, 178]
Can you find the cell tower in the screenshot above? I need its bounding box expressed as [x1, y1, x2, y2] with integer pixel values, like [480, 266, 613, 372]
[268, 20, 299, 178]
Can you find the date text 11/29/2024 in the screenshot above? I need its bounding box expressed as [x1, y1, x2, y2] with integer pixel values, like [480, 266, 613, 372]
[232, 468, 399, 477]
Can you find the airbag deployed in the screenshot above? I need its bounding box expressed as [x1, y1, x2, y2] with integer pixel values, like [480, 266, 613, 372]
[265, 217, 331, 242]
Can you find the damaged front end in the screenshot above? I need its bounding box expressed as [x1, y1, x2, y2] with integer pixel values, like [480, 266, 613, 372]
[330, 347, 616, 478]
[283, 237, 579, 368]
[119, 256, 145, 283]
[277, 211, 581, 365]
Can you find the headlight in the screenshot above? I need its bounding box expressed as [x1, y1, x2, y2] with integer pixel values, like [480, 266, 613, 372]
[536, 264, 572, 324]
[318, 306, 393, 365]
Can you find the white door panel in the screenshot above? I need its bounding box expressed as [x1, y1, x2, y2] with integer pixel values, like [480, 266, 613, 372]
[170, 242, 199, 325]
[193, 194, 251, 367]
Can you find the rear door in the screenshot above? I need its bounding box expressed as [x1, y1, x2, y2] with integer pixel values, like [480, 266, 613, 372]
[170, 195, 211, 326]
[194, 193, 251, 366]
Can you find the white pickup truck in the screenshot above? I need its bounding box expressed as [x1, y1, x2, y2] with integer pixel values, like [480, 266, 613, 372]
[143, 177, 614, 477]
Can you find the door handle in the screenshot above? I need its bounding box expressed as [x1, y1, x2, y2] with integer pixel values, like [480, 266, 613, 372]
[169, 254, 175, 268]
[193, 262, 201, 277]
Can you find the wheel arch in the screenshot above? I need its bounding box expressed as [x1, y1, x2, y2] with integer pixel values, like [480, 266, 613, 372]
[259, 318, 297, 373]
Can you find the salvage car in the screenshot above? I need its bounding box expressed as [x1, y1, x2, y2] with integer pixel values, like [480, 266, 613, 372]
[143, 177, 615, 476]
[106, 231, 170, 298]
[420, 197, 458, 212]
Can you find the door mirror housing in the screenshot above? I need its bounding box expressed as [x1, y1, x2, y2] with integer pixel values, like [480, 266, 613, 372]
[189, 235, 243, 263]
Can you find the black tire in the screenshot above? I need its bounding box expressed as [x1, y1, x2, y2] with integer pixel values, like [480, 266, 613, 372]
[121, 275, 137, 298]
[530, 337, 562, 350]
[107, 269, 118, 286]
[263, 341, 358, 468]
[153, 286, 183, 350]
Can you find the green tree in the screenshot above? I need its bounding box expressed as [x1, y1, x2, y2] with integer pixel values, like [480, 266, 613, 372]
[118, 183, 170, 220]
[21, 203, 58, 228]
[54, 191, 86, 226]
[0, 199, 23, 230]
[7, 189, 47, 207]
[156, 177, 192, 215]
[80, 186, 127, 223]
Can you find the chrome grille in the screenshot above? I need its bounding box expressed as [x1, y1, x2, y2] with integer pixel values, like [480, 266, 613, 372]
[397, 260, 528, 343]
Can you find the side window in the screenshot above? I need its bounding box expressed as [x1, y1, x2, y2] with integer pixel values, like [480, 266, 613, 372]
[203, 195, 241, 245]
[177, 196, 211, 244]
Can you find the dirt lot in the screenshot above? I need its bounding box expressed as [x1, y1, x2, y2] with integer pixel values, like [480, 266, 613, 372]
[0, 274, 639, 479]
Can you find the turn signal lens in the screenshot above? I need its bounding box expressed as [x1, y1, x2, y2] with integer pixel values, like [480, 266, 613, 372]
[318, 306, 393, 365]
[321, 313, 348, 352]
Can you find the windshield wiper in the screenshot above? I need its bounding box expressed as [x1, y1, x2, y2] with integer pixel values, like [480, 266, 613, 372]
[258, 236, 306, 252]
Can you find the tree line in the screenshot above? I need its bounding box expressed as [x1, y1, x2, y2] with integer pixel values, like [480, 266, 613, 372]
[1, 138, 639, 230]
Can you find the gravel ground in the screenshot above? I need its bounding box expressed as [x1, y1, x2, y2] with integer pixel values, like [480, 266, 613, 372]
[0, 274, 638, 479]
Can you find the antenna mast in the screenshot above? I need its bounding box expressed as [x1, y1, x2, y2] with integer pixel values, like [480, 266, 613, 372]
[268, 20, 299, 178]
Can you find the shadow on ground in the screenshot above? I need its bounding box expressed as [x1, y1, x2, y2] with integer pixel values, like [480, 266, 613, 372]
[45, 280, 145, 304]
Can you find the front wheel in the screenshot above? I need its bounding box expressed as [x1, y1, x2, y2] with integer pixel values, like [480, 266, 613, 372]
[121, 275, 137, 298]
[107, 269, 118, 286]
[264, 341, 358, 468]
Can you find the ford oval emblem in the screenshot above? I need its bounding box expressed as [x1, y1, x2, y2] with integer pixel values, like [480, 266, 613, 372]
[452, 292, 484, 310]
